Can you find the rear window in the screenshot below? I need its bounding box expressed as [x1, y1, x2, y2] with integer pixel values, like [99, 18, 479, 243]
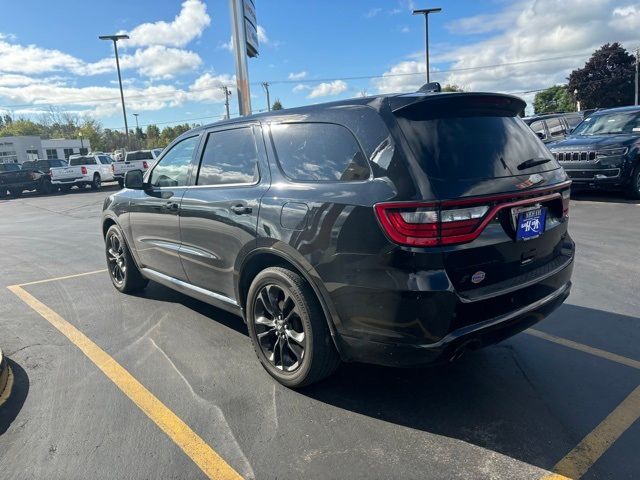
[126, 151, 154, 161]
[22, 161, 36, 169]
[396, 106, 557, 180]
[271, 123, 370, 182]
[69, 156, 95, 166]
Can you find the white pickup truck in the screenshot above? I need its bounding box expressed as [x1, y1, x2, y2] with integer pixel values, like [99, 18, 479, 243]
[50, 154, 115, 191]
[112, 149, 162, 187]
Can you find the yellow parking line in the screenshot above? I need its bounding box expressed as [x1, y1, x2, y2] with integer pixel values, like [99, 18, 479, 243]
[526, 329, 640, 370]
[541, 384, 640, 480]
[18, 269, 108, 287]
[8, 284, 243, 480]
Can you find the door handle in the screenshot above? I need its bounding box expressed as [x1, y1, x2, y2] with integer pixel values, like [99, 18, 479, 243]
[230, 204, 252, 215]
[164, 201, 179, 211]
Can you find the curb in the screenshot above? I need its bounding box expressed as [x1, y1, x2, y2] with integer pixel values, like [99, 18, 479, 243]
[0, 347, 12, 406]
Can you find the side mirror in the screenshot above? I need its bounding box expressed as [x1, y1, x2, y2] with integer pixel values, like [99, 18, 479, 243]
[124, 169, 144, 189]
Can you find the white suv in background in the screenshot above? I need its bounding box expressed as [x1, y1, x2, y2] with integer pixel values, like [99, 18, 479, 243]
[50, 154, 115, 191]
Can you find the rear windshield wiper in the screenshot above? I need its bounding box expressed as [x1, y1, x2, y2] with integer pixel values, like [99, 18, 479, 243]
[517, 157, 551, 170]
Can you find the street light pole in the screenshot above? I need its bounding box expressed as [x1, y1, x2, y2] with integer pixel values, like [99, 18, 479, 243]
[99, 34, 130, 138]
[262, 82, 271, 111]
[133, 113, 139, 134]
[412, 7, 442, 83]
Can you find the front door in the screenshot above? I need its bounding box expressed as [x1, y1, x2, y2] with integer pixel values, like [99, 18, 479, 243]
[179, 125, 269, 300]
[129, 134, 201, 280]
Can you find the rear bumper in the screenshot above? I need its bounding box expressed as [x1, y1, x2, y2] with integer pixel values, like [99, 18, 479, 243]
[332, 246, 574, 367]
[338, 279, 570, 366]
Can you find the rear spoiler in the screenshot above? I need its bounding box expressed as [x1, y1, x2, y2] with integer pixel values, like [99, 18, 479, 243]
[390, 92, 526, 117]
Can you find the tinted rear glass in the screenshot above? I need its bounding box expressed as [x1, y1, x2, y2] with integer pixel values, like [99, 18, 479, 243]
[396, 106, 557, 180]
[126, 151, 154, 161]
[271, 123, 370, 182]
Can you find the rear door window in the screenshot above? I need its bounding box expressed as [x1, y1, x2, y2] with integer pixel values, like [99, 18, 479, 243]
[395, 107, 558, 180]
[270, 123, 370, 182]
[196, 128, 259, 186]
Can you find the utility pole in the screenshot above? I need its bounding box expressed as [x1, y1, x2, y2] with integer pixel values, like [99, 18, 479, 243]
[221, 86, 232, 119]
[412, 7, 442, 83]
[635, 47, 639, 106]
[133, 113, 139, 136]
[229, 0, 252, 115]
[99, 34, 130, 138]
[261, 82, 271, 111]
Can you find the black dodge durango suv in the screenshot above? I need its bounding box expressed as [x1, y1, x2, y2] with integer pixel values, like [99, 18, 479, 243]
[102, 91, 574, 387]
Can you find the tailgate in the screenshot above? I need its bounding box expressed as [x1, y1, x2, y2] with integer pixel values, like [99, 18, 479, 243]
[113, 161, 146, 175]
[51, 166, 82, 181]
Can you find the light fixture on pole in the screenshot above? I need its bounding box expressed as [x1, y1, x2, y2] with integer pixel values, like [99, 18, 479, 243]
[412, 7, 442, 83]
[99, 34, 130, 137]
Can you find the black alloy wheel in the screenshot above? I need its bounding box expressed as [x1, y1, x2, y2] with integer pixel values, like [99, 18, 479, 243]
[246, 267, 340, 388]
[254, 283, 306, 372]
[105, 224, 148, 293]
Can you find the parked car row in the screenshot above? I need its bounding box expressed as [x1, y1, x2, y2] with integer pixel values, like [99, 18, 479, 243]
[522, 106, 640, 198]
[1, 149, 161, 197]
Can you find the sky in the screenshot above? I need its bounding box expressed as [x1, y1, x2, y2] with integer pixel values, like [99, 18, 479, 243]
[0, 0, 638, 131]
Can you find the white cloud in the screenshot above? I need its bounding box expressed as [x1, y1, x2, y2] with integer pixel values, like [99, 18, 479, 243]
[292, 84, 307, 93]
[288, 71, 308, 80]
[0, 39, 85, 74]
[119, 0, 211, 48]
[375, 0, 640, 104]
[366, 8, 382, 18]
[307, 80, 348, 99]
[257, 25, 269, 44]
[188, 72, 235, 102]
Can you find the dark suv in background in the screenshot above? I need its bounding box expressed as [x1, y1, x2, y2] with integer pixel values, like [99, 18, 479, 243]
[523, 112, 583, 144]
[548, 106, 640, 198]
[102, 91, 574, 387]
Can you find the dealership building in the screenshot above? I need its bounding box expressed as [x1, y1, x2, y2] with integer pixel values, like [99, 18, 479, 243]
[0, 136, 91, 164]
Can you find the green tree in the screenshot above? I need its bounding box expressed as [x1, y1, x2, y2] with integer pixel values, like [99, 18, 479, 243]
[533, 85, 576, 114]
[568, 43, 635, 110]
[442, 84, 464, 92]
[0, 119, 43, 137]
[272, 99, 283, 110]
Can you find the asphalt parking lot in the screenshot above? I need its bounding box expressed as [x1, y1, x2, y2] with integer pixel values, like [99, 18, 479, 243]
[0, 185, 638, 480]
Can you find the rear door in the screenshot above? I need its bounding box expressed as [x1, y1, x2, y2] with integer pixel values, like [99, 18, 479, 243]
[392, 95, 570, 294]
[178, 124, 269, 299]
[129, 135, 201, 279]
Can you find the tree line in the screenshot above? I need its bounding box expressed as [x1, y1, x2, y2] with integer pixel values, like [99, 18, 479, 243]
[0, 110, 196, 153]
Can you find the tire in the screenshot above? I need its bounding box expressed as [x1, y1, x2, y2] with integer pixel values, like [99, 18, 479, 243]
[246, 267, 340, 388]
[105, 224, 148, 293]
[626, 165, 640, 200]
[91, 174, 102, 190]
[38, 178, 54, 195]
[117, 178, 124, 188]
[8, 188, 21, 198]
[59, 185, 71, 192]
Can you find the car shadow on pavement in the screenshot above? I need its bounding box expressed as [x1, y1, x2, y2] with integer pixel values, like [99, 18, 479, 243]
[0, 360, 29, 436]
[299, 304, 639, 474]
[140, 282, 249, 336]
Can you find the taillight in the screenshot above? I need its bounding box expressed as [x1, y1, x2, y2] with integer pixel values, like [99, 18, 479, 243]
[374, 203, 489, 246]
[561, 189, 570, 218]
[81, 166, 87, 175]
[142, 161, 149, 169]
